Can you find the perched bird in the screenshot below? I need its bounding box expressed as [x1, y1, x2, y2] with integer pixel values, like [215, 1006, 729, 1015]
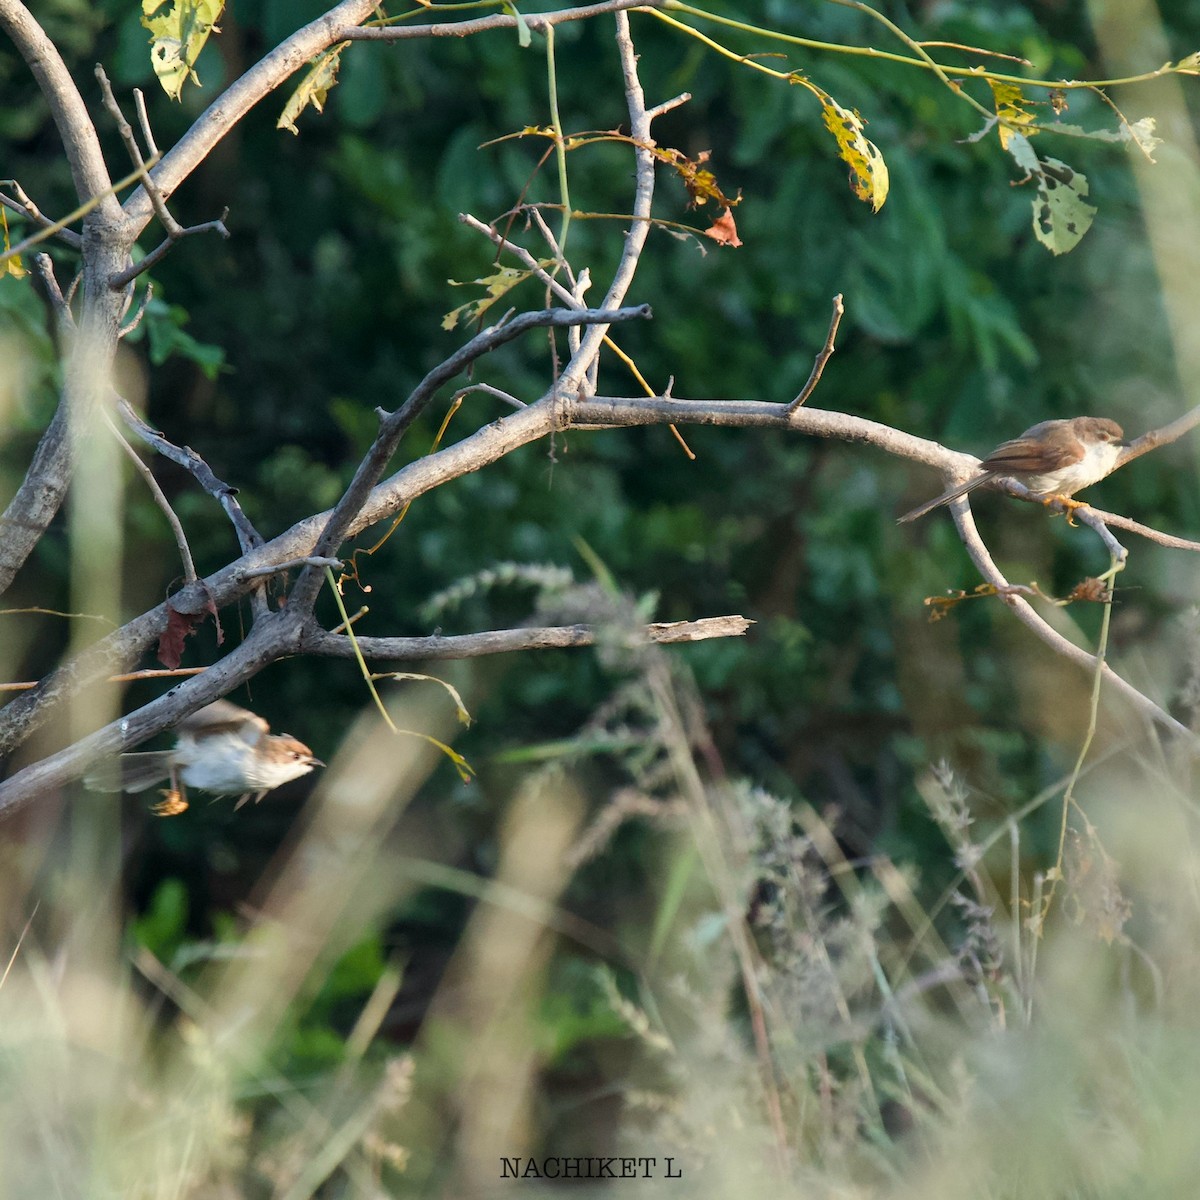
[898, 416, 1129, 524]
[85, 699, 323, 814]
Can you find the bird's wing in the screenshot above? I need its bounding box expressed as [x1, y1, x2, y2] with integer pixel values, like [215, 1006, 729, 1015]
[178, 700, 270, 744]
[981, 431, 1083, 474]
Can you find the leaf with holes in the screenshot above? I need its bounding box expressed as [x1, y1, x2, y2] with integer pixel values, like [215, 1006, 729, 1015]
[819, 96, 888, 212]
[441, 262, 554, 331]
[279, 43, 350, 135]
[1006, 133, 1096, 255]
[142, 0, 224, 101]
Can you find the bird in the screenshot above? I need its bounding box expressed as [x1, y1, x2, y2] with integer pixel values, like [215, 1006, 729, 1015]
[897, 416, 1129, 525]
[85, 699, 323, 815]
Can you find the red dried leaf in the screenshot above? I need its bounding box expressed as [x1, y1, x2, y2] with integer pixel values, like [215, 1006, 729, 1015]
[704, 207, 743, 247]
[157, 589, 223, 669]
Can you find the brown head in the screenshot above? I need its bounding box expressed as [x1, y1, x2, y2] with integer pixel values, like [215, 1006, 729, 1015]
[1070, 416, 1127, 447]
[252, 734, 324, 789]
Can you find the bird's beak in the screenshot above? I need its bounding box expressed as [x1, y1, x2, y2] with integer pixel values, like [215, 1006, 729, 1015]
[307, 756, 325, 768]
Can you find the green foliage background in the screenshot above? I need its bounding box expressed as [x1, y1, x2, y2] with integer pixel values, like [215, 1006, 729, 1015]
[4, 0, 1200, 1190]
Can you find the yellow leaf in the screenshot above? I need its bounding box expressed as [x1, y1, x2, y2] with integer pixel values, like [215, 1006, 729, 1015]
[0, 210, 28, 279]
[441, 262, 554, 331]
[142, 0, 224, 101]
[819, 96, 889, 212]
[988, 79, 1035, 150]
[278, 43, 350, 136]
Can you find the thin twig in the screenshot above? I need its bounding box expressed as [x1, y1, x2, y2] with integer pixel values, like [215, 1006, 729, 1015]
[1118, 402, 1200, 467]
[95, 64, 180, 234]
[287, 305, 652, 614]
[1088, 508, 1200, 553]
[109, 210, 230, 291]
[132, 87, 159, 158]
[646, 91, 692, 120]
[238, 556, 343, 581]
[340, 0, 660, 40]
[0, 159, 157, 266]
[949, 501, 1187, 736]
[450, 382, 526, 411]
[0, 189, 83, 248]
[119, 280, 153, 339]
[787, 293, 845, 411]
[30, 252, 72, 333]
[0, 666, 208, 694]
[116, 396, 264, 555]
[104, 412, 198, 583]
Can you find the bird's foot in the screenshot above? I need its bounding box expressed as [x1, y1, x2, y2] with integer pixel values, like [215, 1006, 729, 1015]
[151, 788, 189, 817]
[1042, 494, 1087, 525]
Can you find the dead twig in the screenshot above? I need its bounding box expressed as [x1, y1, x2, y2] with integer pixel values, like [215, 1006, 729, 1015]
[788, 293, 845, 411]
[104, 411, 198, 584]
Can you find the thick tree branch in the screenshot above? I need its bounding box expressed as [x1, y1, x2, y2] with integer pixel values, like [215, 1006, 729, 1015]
[300, 615, 753, 661]
[0, 0, 119, 217]
[3, 388, 1194, 789]
[121, 0, 380, 232]
[0, 614, 300, 820]
[287, 305, 651, 612]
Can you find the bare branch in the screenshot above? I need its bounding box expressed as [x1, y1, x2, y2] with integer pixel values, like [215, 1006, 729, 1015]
[450, 383, 526, 411]
[286, 305, 652, 613]
[787, 293, 845, 411]
[1118, 402, 1200, 467]
[340, 0, 661, 42]
[30, 252, 72, 336]
[560, 11, 658, 391]
[948, 501, 1188, 736]
[300, 614, 754, 661]
[109, 210, 230, 290]
[132, 88, 159, 158]
[116, 397, 265, 555]
[104, 412, 198, 584]
[647, 91, 692, 120]
[238, 556, 343, 581]
[118, 280, 153, 339]
[570, 393, 970, 473]
[95, 65, 171, 225]
[0, 189, 83, 249]
[460, 211, 580, 309]
[0, 0, 119, 215]
[122, 0, 383, 232]
[1088, 508, 1200, 553]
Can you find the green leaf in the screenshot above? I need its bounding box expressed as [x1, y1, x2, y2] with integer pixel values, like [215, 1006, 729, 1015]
[141, 0, 224, 101]
[818, 94, 889, 212]
[505, 1, 532, 48]
[278, 42, 350, 136]
[1005, 133, 1096, 256]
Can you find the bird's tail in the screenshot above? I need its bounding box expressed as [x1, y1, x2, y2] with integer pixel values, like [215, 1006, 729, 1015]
[897, 471, 994, 524]
[83, 752, 175, 793]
